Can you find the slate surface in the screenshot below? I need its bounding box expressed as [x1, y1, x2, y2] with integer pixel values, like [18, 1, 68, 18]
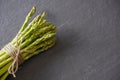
[0, 0, 120, 80]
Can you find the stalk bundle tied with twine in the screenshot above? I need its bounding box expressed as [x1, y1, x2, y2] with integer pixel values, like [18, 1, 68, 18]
[0, 6, 57, 80]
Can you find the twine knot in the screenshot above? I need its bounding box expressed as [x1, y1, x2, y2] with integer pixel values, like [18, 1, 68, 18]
[2, 32, 24, 77]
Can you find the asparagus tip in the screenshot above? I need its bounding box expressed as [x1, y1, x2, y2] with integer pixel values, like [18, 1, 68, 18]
[41, 11, 46, 19]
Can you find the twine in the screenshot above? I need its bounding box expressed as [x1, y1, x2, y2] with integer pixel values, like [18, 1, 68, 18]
[2, 32, 24, 77]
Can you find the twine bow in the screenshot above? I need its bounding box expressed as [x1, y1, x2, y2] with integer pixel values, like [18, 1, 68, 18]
[2, 32, 24, 77]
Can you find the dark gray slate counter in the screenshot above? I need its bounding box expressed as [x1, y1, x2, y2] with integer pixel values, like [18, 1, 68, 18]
[0, 0, 120, 80]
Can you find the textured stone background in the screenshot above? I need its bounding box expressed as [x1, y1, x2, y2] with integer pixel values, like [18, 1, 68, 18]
[0, 0, 120, 80]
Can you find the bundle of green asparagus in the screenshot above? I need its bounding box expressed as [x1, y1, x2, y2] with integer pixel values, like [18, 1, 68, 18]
[0, 6, 56, 80]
